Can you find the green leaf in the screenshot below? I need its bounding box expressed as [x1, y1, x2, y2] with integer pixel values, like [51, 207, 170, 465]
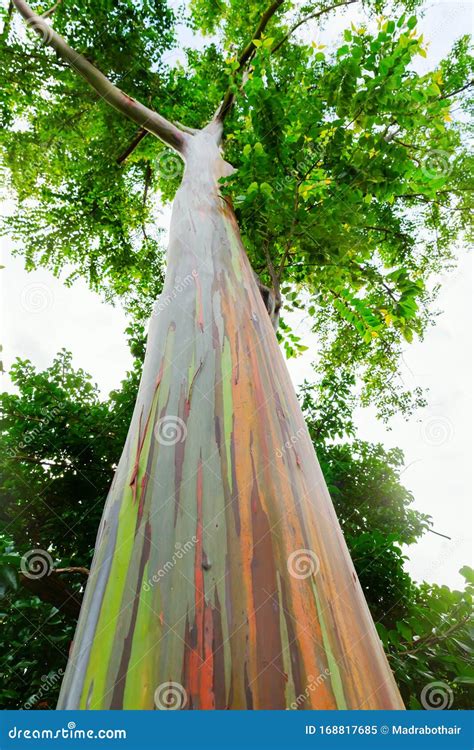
[460, 566, 474, 584]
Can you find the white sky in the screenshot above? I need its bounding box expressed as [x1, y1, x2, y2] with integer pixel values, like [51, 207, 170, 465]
[1, 0, 472, 589]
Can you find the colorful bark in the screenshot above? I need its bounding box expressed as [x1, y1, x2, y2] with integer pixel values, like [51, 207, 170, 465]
[58, 128, 404, 710]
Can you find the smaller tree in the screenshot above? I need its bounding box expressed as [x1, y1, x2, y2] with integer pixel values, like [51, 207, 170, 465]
[381, 571, 474, 710]
[0, 351, 139, 709]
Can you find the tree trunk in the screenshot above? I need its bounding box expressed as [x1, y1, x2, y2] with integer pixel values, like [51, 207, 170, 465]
[57, 125, 404, 710]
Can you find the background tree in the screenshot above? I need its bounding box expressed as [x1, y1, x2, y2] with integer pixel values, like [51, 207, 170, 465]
[1, 354, 472, 708]
[0, 352, 137, 709]
[1, 0, 472, 710]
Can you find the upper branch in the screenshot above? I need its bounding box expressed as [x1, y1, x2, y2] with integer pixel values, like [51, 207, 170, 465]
[214, 0, 285, 123]
[214, 0, 358, 124]
[116, 127, 148, 165]
[41, 0, 62, 18]
[440, 79, 474, 100]
[12, 0, 187, 153]
[271, 0, 358, 54]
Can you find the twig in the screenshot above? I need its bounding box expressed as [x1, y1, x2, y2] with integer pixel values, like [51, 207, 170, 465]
[215, 0, 285, 122]
[271, 0, 357, 55]
[116, 128, 148, 165]
[52, 566, 90, 576]
[41, 0, 62, 18]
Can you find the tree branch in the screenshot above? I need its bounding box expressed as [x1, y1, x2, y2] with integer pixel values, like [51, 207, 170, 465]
[116, 127, 148, 165]
[362, 225, 410, 242]
[141, 163, 152, 242]
[440, 79, 473, 100]
[271, 0, 358, 55]
[394, 611, 471, 657]
[427, 528, 451, 540]
[214, 1, 358, 125]
[53, 566, 89, 576]
[173, 120, 199, 135]
[12, 0, 187, 154]
[262, 237, 281, 302]
[214, 0, 285, 123]
[41, 0, 62, 18]
[19, 571, 82, 618]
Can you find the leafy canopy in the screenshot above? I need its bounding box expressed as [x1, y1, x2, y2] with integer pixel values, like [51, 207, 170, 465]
[1, 0, 472, 418]
[1, 0, 472, 710]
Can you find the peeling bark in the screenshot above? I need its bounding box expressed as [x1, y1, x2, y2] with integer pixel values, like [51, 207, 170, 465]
[57, 127, 404, 710]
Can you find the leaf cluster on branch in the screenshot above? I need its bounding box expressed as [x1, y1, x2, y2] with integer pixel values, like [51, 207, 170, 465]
[1, 0, 472, 418]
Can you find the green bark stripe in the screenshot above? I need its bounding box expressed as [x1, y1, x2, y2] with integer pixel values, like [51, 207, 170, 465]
[221, 335, 233, 489]
[311, 577, 347, 709]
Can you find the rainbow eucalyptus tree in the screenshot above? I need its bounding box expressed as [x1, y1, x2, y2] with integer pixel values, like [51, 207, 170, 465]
[6, 0, 471, 710]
